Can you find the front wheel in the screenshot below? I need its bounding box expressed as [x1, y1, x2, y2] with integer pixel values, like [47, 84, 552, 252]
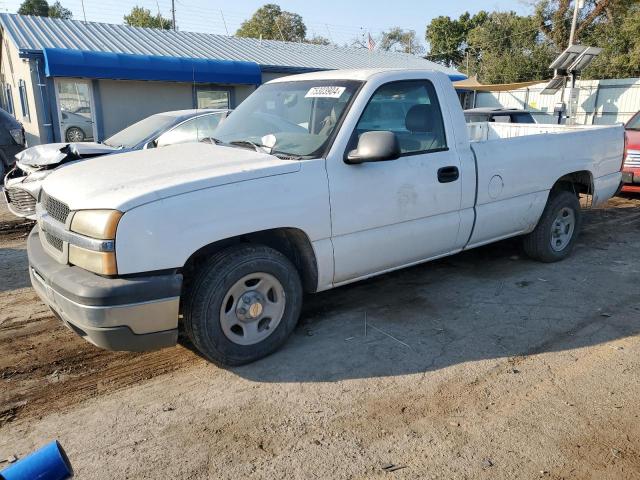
[522, 190, 582, 262]
[182, 244, 303, 365]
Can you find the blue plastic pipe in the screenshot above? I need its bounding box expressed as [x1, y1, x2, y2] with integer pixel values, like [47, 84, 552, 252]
[0, 441, 73, 480]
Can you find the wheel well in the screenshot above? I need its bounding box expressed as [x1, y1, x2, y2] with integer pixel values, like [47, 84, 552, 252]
[182, 228, 319, 294]
[551, 171, 593, 197]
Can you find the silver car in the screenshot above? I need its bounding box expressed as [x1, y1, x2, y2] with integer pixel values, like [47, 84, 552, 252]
[4, 108, 230, 219]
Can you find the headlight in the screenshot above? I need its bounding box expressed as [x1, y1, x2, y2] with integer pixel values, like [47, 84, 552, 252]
[70, 210, 122, 240]
[69, 245, 118, 275]
[69, 209, 122, 275]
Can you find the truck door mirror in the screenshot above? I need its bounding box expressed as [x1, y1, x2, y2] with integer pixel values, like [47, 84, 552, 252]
[345, 131, 401, 164]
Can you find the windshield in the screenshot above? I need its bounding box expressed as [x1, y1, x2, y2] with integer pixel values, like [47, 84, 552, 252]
[103, 114, 178, 148]
[214, 80, 361, 157]
[627, 112, 640, 130]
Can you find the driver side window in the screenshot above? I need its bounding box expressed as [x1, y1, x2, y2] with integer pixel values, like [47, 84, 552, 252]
[353, 80, 447, 155]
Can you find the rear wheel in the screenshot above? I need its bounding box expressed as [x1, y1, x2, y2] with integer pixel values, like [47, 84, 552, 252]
[522, 190, 582, 262]
[182, 244, 303, 365]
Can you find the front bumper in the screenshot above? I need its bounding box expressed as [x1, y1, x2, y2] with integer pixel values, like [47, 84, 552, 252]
[27, 227, 182, 351]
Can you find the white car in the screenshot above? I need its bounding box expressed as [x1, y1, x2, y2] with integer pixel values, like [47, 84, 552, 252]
[27, 69, 623, 365]
[3, 108, 230, 219]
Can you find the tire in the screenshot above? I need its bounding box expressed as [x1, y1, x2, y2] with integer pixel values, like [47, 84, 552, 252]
[182, 244, 303, 365]
[522, 190, 582, 262]
[65, 127, 85, 143]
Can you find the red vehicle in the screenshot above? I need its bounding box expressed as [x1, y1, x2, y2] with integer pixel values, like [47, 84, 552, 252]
[623, 111, 640, 193]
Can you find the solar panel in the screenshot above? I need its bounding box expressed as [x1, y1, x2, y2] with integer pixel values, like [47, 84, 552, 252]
[567, 46, 602, 72]
[540, 75, 566, 95]
[549, 45, 588, 71]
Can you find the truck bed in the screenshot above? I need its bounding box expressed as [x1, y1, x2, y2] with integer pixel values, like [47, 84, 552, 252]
[464, 121, 624, 248]
[466, 122, 620, 143]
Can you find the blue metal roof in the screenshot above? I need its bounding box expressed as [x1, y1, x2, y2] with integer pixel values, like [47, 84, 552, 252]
[43, 48, 262, 84]
[0, 14, 465, 79]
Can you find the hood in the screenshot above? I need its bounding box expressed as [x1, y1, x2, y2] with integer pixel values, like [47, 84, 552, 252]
[41, 143, 301, 211]
[15, 142, 120, 168]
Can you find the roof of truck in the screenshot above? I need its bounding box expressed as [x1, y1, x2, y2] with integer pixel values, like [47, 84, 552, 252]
[268, 68, 454, 83]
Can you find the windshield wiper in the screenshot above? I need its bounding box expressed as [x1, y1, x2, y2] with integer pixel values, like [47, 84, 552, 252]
[227, 140, 303, 160]
[228, 140, 266, 152]
[201, 137, 224, 145]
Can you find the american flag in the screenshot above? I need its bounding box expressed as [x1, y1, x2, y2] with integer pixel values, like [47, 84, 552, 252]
[367, 33, 376, 51]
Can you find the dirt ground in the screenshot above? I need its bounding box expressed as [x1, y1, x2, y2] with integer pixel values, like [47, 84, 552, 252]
[1, 195, 640, 479]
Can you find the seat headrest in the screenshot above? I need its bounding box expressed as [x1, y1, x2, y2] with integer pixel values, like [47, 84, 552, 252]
[405, 104, 435, 133]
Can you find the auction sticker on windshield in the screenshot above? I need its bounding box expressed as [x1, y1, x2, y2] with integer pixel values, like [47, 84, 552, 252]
[305, 86, 346, 99]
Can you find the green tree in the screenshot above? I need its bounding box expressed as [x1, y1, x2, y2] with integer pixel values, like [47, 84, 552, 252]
[306, 35, 332, 46]
[18, 0, 49, 16]
[466, 12, 555, 83]
[236, 4, 306, 42]
[124, 6, 172, 30]
[535, 0, 625, 50]
[581, 2, 640, 78]
[425, 11, 488, 67]
[48, 1, 72, 19]
[380, 27, 424, 54]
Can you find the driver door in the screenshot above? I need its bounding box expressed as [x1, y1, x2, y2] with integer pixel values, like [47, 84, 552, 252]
[327, 79, 463, 284]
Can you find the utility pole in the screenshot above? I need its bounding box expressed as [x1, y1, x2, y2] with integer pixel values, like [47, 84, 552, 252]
[568, 0, 582, 46]
[171, 0, 176, 31]
[566, 0, 583, 125]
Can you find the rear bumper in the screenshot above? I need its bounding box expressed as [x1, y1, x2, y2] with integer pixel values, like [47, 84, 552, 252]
[27, 227, 182, 351]
[621, 167, 640, 193]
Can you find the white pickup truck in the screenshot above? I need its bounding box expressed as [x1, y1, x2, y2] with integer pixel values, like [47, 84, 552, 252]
[28, 69, 624, 365]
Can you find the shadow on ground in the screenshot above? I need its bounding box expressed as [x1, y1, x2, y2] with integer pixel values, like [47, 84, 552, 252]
[0, 247, 29, 292]
[228, 205, 640, 382]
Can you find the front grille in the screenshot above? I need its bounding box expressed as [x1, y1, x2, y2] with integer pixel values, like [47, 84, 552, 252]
[625, 150, 640, 168]
[41, 191, 70, 224]
[45, 231, 63, 251]
[6, 187, 36, 215]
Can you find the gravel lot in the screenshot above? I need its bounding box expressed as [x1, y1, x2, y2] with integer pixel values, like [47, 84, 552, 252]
[1, 196, 640, 479]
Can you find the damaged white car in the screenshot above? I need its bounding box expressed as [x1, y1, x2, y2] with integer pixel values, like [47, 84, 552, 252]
[3, 108, 230, 219]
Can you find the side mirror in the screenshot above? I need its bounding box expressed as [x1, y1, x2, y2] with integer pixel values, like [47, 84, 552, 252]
[346, 131, 401, 164]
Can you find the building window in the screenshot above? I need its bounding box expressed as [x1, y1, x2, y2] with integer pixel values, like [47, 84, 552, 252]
[4, 85, 14, 115]
[18, 80, 29, 121]
[197, 88, 230, 109]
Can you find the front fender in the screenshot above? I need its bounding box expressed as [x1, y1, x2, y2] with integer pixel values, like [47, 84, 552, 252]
[115, 161, 331, 275]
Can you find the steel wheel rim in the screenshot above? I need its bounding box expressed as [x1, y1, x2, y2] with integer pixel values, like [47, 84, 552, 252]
[219, 272, 286, 346]
[550, 207, 575, 252]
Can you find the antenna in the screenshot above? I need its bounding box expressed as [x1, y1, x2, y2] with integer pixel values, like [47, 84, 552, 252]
[220, 10, 229, 35]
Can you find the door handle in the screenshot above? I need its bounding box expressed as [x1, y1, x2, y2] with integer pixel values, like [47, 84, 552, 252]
[437, 166, 459, 183]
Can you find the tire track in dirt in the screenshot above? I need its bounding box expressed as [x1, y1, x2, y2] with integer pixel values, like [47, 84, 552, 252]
[0, 314, 204, 426]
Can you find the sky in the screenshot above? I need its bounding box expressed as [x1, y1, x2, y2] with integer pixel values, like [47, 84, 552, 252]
[2, 0, 533, 47]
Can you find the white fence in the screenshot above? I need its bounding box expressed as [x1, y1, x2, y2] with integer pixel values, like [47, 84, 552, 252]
[472, 77, 640, 125]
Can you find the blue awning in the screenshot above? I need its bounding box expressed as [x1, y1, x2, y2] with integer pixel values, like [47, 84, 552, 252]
[42, 48, 262, 85]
